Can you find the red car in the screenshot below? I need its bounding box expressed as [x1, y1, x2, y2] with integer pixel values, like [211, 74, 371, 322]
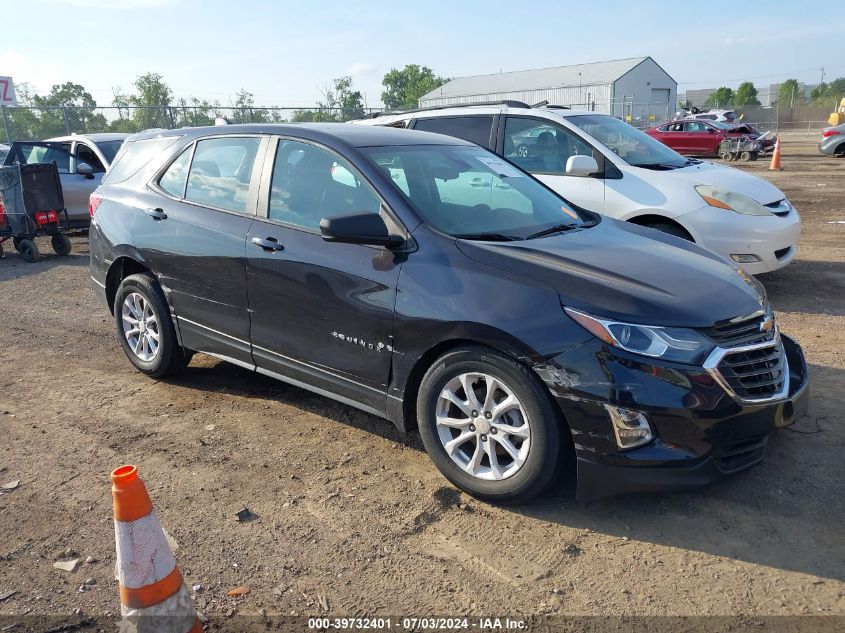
[645, 120, 753, 157]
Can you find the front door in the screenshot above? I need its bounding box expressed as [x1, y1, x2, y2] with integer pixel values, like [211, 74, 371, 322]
[246, 138, 402, 415]
[499, 115, 606, 213]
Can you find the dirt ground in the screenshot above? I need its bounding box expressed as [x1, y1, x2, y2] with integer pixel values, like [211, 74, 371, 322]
[0, 134, 843, 630]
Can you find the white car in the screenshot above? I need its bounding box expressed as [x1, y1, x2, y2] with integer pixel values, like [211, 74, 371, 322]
[684, 109, 740, 123]
[355, 103, 799, 274]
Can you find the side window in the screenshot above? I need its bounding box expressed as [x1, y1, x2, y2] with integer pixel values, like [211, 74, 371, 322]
[75, 144, 105, 172]
[159, 146, 193, 197]
[413, 116, 494, 147]
[685, 122, 707, 133]
[503, 117, 594, 175]
[667, 122, 684, 132]
[184, 137, 260, 213]
[268, 140, 380, 230]
[19, 143, 72, 173]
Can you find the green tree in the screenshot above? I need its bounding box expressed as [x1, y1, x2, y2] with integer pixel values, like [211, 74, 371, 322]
[733, 82, 760, 106]
[33, 82, 108, 134]
[318, 76, 365, 121]
[777, 79, 802, 108]
[229, 89, 273, 123]
[124, 73, 174, 130]
[705, 87, 734, 107]
[811, 78, 845, 103]
[381, 64, 448, 110]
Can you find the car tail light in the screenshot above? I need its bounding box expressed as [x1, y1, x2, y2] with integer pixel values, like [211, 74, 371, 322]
[822, 130, 841, 137]
[34, 210, 59, 225]
[89, 192, 104, 217]
[0, 194, 6, 228]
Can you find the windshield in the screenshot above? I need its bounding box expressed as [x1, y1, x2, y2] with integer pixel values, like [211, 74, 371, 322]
[97, 140, 125, 164]
[361, 145, 590, 240]
[568, 114, 688, 168]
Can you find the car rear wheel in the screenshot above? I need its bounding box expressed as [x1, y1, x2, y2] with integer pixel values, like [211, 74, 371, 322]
[416, 346, 561, 503]
[114, 273, 191, 378]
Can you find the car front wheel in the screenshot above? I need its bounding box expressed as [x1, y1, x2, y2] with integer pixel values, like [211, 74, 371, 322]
[417, 346, 561, 503]
[114, 273, 190, 378]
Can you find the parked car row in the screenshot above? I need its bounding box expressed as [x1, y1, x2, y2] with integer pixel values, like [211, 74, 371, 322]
[88, 122, 808, 504]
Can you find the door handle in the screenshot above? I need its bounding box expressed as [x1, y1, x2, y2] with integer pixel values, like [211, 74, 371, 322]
[250, 236, 284, 252]
[145, 208, 167, 221]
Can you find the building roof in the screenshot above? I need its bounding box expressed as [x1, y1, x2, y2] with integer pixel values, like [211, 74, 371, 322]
[421, 57, 669, 101]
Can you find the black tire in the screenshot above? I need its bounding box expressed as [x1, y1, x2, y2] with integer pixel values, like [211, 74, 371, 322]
[0, 243, 4, 259]
[416, 345, 562, 504]
[18, 239, 40, 263]
[113, 273, 190, 378]
[12, 237, 22, 252]
[642, 221, 693, 241]
[51, 234, 72, 256]
[740, 151, 752, 162]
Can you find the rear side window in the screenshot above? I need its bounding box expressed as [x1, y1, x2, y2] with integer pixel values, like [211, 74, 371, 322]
[184, 137, 260, 214]
[159, 146, 192, 197]
[414, 116, 494, 147]
[103, 137, 181, 184]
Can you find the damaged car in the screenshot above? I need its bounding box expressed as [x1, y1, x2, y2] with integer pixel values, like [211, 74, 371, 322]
[90, 124, 808, 503]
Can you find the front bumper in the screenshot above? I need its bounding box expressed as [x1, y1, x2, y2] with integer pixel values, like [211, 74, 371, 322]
[679, 203, 800, 275]
[537, 334, 809, 500]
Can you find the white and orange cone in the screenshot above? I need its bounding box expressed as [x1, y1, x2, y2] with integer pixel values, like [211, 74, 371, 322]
[111, 465, 202, 633]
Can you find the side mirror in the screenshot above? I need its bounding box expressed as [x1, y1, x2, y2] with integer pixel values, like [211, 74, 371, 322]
[77, 162, 94, 178]
[565, 155, 599, 177]
[320, 212, 404, 248]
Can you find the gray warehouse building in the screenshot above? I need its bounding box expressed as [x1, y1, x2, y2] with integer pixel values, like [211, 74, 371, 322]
[419, 56, 677, 122]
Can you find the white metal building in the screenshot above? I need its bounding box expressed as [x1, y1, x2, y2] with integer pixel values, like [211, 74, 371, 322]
[419, 57, 677, 121]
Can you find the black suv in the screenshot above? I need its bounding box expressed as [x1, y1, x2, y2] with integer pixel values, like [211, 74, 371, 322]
[90, 124, 808, 503]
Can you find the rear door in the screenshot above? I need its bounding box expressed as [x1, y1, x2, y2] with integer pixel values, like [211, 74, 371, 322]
[684, 121, 718, 155]
[245, 137, 404, 415]
[138, 135, 267, 364]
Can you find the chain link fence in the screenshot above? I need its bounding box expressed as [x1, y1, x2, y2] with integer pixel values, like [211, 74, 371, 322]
[0, 105, 385, 144]
[1, 101, 837, 145]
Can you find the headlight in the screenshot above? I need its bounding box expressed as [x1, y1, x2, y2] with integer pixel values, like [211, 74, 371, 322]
[565, 308, 714, 364]
[695, 185, 772, 216]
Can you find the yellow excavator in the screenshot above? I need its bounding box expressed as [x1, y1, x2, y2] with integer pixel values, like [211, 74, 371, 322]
[829, 97, 845, 126]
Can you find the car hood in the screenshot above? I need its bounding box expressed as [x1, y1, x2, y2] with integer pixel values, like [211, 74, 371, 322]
[670, 160, 785, 205]
[456, 219, 767, 328]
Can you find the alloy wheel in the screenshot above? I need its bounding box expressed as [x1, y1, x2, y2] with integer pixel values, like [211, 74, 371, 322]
[435, 372, 531, 480]
[121, 292, 160, 362]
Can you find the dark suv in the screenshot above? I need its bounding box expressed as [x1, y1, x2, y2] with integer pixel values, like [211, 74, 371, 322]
[90, 124, 808, 503]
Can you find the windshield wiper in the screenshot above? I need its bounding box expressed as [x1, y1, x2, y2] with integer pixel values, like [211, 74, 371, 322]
[635, 162, 683, 171]
[454, 232, 519, 242]
[526, 221, 593, 240]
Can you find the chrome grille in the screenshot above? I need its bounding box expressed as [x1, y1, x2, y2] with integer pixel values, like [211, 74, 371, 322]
[717, 341, 786, 400]
[702, 313, 774, 347]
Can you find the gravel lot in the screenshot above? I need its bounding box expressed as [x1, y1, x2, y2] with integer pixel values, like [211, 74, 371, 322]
[0, 134, 842, 630]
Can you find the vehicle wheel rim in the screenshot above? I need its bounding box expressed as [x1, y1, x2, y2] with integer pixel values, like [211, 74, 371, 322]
[121, 292, 159, 362]
[435, 372, 531, 481]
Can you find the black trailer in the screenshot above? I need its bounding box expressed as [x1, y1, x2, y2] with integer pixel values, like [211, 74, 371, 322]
[0, 162, 72, 262]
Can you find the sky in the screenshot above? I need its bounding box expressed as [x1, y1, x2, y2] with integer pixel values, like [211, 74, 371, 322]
[1, 0, 842, 108]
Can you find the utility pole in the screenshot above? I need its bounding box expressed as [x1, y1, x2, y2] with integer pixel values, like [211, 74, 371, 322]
[820, 66, 826, 86]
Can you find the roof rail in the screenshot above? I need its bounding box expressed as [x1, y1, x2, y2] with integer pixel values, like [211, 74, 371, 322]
[531, 100, 571, 110]
[366, 100, 532, 118]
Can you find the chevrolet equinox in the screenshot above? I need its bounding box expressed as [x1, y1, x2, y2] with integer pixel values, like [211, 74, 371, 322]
[90, 124, 809, 503]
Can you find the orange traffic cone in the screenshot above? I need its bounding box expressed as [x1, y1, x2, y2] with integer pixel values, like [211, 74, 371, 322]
[769, 137, 783, 171]
[112, 465, 202, 633]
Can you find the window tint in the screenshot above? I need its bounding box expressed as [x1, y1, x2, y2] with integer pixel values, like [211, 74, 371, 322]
[685, 122, 709, 133]
[103, 136, 181, 184]
[97, 140, 124, 164]
[159, 146, 192, 197]
[185, 137, 260, 213]
[414, 116, 494, 147]
[269, 140, 380, 230]
[14, 143, 72, 173]
[503, 117, 594, 175]
[75, 144, 105, 172]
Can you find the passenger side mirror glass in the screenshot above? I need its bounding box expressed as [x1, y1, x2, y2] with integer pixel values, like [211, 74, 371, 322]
[320, 212, 404, 248]
[565, 155, 599, 177]
[77, 162, 94, 178]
